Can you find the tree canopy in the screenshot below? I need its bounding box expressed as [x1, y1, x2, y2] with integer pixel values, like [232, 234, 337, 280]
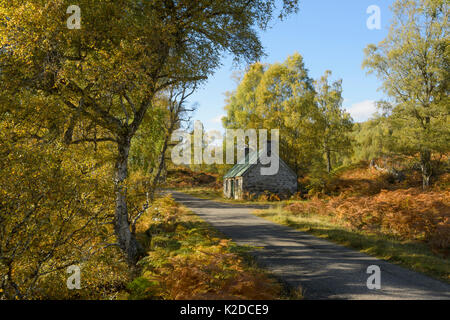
[223, 53, 320, 175]
[363, 0, 449, 187]
[223, 53, 353, 177]
[315, 70, 353, 173]
[0, 0, 300, 267]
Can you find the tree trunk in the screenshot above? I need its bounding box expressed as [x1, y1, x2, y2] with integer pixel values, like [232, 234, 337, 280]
[114, 136, 142, 265]
[149, 133, 170, 202]
[326, 148, 332, 173]
[420, 150, 432, 189]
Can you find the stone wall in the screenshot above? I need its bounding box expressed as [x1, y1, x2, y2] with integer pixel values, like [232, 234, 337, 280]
[224, 159, 297, 199]
[223, 177, 244, 199]
[242, 162, 297, 197]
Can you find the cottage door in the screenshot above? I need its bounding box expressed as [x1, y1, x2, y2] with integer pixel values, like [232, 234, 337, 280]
[230, 180, 234, 198]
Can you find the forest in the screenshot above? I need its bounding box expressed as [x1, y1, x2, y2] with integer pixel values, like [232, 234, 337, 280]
[0, 0, 448, 300]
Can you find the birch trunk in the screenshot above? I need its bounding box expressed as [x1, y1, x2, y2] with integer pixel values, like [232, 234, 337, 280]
[114, 136, 141, 264]
[326, 148, 332, 173]
[420, 150, 432, 189]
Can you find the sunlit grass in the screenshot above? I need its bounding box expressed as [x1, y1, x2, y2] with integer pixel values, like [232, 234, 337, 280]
[254, 204, 450, 283]
[173, 187, 224, 199]
[171, 187, 293, 205]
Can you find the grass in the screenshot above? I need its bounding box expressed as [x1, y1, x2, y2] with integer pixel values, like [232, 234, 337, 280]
[171, 186, 225, 200]
[169, 181, 449, 284]
[167, 165, 449, 285]
[253, 204, 450, 283]
[171, 186, 293, 206]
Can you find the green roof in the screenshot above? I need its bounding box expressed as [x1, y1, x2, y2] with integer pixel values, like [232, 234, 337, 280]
[223, 149, 297, 179]
[223, 150, 259, 178]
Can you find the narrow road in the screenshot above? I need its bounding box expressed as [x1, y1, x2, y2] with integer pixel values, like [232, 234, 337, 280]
[168, 191, 450, 300]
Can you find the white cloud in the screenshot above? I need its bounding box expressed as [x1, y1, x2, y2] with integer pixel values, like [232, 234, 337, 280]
[345, 100, 378, 122]
[210, 114, 226, 124]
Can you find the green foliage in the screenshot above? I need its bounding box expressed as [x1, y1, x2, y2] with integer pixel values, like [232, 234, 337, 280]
[0, 0, 301, 264]
[223, 54, 355, 194]
[223, 53, 322, 176]
[350, 115, 393, 163]
[0, 111, 127, 299]
[304, 162, 337, 196]
[129, 106, 166, 174]
[127, 277, 161, 300]
[315, 71, 353, 172]
[363, 0, 449, 187]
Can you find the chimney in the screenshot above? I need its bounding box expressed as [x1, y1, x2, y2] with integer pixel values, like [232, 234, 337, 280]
[244, 146, 250, 163]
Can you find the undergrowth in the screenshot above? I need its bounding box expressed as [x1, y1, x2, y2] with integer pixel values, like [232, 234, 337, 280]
[129, 195, 291, 300]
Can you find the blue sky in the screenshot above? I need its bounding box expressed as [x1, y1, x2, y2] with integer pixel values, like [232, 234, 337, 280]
[188, 0, 394, 132]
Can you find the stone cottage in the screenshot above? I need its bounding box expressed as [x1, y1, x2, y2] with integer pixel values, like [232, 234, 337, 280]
[223, 142, 297, 199]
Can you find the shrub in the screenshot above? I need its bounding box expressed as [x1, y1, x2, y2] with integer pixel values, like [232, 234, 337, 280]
[130, 195, 283, 300]
[333, 189, 449, 246]
[242, 192, 257, 201]
[257, 191, 282, 202]
[285, 188, 449, 250]
[140, 244, 281, 300]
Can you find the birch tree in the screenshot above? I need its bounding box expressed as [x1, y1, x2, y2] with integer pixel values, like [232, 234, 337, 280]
[0, 0, 299, 264]
[363, 0, 449, 188]
[315, 71, 353, 173]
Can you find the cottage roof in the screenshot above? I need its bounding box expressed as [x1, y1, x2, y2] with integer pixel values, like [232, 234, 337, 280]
[223, 149, 296, 179]
[223, 150, 258, 178]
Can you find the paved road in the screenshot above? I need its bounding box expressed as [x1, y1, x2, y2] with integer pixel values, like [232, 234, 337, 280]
[168, 191, 450, 300]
